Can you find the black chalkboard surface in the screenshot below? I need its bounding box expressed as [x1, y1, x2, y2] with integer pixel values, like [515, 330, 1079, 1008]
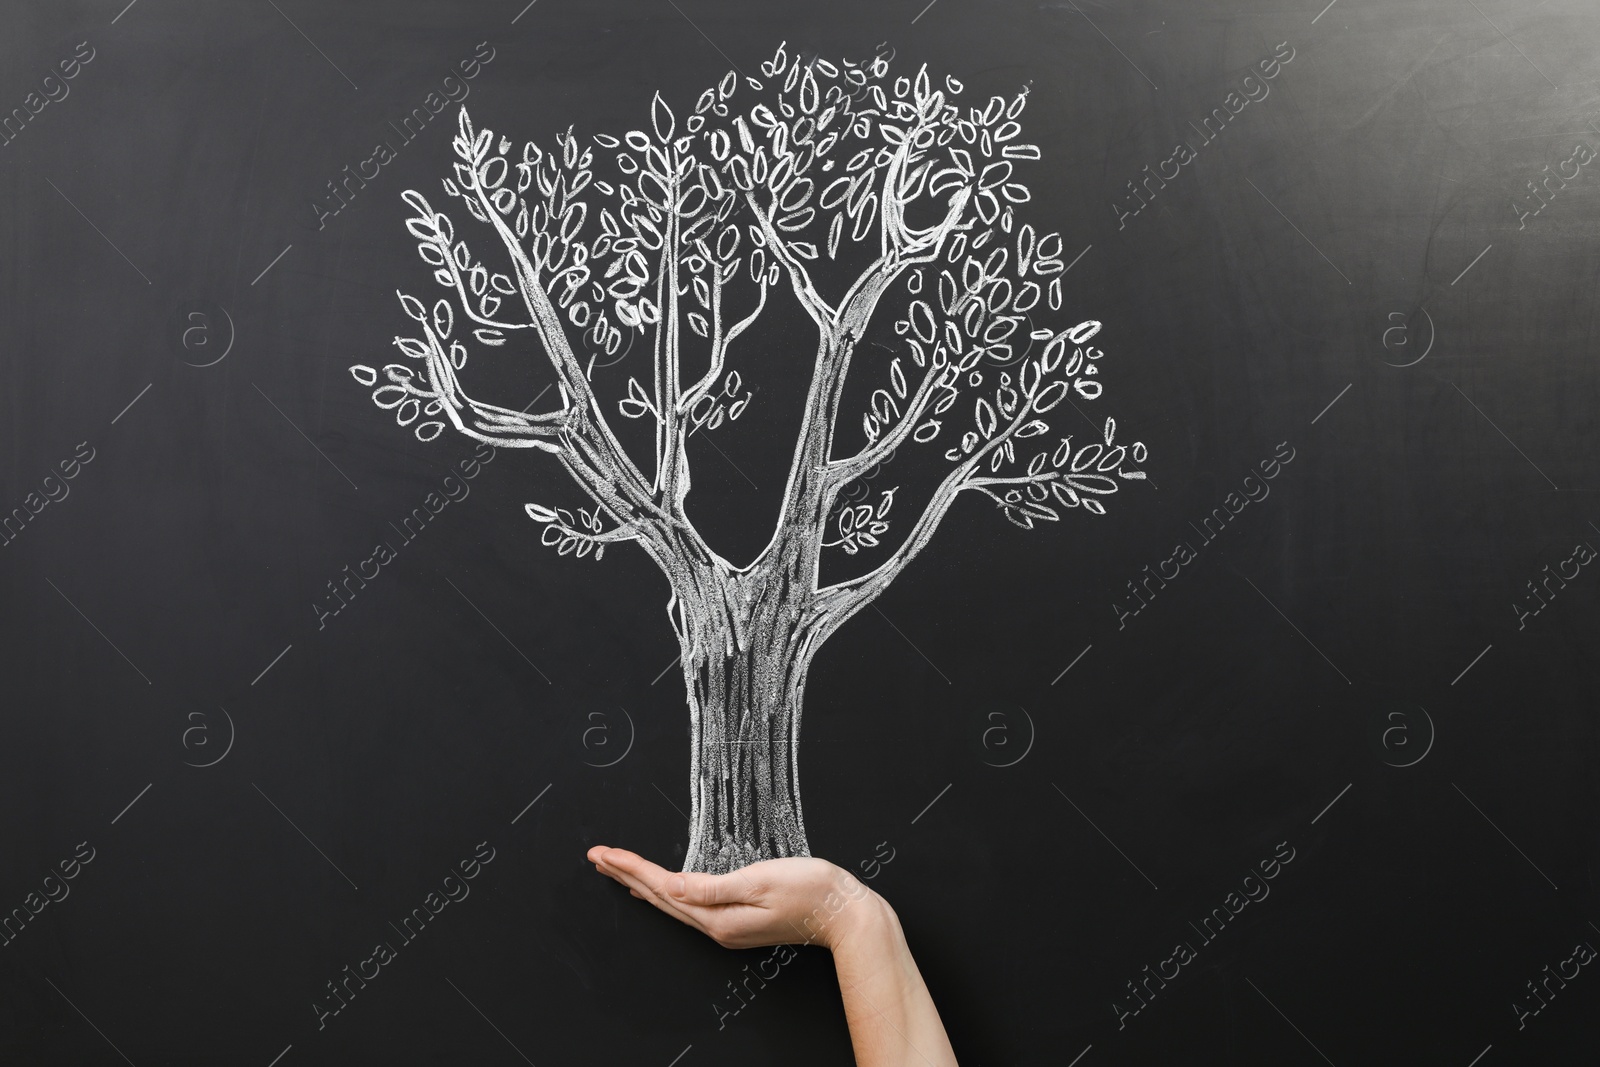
[3, 0, 1598, 1064]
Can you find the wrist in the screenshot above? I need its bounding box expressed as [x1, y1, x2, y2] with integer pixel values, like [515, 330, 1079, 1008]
[821, 880, 898, 955]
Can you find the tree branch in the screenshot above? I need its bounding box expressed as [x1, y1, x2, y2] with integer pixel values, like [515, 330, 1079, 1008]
[826, 359, 952, 486]
[752, 117, 977, 594]
[527, 502, 648, 555]
[966, 472, 1059, 489]
[681, 262, 767, 413]
[817, 382, 1043, 619]
[459, 132, 670, 531]
[744, 190, 833, 328]
[822, 192, 1001, 491]
[835, 187, 972, 329]
[420, 324, 568, 450]
[654, 188, 688, 504]
[426, 233, 535, 333]
[441, 118, 735, 586]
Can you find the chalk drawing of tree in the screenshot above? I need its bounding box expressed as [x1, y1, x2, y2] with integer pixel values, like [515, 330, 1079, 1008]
[352, 42, 1148, 873]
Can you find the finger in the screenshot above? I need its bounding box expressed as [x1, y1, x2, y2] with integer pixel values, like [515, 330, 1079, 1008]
[596, 847, 675, 888]
[595, 848, 715, 931]
[593, 849, 672, 901]
[590, 852, 631, 885]
[666, 870, 762, 907]
[589, 846, 639, 889]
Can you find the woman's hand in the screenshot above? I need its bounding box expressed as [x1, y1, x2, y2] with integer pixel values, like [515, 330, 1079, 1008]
[586, 845, 886, 952]
[587, 844, 959, 1065]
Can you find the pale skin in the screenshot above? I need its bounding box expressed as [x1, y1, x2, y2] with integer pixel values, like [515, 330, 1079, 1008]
[588, 846, 959, 1067]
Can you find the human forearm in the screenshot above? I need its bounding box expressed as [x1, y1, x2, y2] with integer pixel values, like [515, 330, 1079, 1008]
[830, 894, 959, 1067]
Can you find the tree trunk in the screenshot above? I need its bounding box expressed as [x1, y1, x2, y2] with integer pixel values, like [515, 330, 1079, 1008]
[679, 603, 817, 874]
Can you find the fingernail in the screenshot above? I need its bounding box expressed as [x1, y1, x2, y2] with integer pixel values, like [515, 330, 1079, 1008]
[670, 876, 686, 896]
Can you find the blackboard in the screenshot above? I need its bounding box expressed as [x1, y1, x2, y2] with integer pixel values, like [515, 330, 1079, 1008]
[3, 0, 1598, 1063]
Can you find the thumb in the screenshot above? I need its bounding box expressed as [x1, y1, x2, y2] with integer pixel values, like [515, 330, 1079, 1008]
[667, 870, 757, 906]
